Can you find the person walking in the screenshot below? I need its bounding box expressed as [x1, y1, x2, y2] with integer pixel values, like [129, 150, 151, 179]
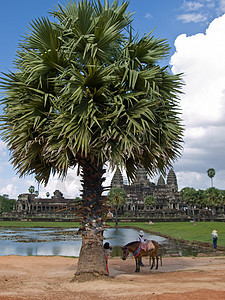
[211, 230, 218, 249]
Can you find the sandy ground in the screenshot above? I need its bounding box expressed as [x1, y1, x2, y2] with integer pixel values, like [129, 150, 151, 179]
[1, 254, 225, 300]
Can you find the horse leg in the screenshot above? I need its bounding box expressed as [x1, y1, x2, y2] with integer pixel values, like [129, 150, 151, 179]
[135, 257, 140, 272]
[155, 255, 159, 269]
[150, 255, 155, 269]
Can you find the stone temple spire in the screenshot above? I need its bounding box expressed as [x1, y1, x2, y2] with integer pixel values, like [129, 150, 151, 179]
[167, 169, 178, 190]
[111, 168, 124, 187]
[134, 167, 149, 185]
[157, 175, 165, 186]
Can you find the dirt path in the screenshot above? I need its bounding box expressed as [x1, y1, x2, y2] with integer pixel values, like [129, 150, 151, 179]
[1, 255, 225, 299]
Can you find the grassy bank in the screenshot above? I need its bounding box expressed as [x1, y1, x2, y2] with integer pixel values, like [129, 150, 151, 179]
[0, 220, 225, 247]
[116, 221, 225, 247]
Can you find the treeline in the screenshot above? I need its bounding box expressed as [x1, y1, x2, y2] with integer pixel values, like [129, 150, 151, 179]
[0, 195, 16, 214]
[180, 187, 225, 221]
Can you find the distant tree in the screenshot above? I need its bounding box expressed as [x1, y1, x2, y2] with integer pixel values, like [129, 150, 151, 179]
[28, 186, 35, 194]
[0, 195, 16, 213]
[180, 187, 197, 220]
[195, 189, 207, 221]
[144, 195, 156, 208]
[205, 187, 224, 221]
[108, 187, 126, 228]
[46, 192, 50, 198]
[34, 190, 39, 196]
[74, 196, 82, 203]
[207, 168, 215, 187]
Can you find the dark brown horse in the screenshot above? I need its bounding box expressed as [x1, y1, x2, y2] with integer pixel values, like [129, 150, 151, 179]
[121, 240, 161, 272]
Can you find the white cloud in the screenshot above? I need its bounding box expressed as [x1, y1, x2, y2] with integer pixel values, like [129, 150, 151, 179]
[0, 184, 18, 197]
[171, 14, 225, 189]
[145, 13, 152, 19]
[171, 15, 225, 126]
[177, 13, 207, 23]
[177, 171, 206, 190]
[182, 1, 204, 11]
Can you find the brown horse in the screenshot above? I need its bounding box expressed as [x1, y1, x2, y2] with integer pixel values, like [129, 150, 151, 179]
[121, 240, 161, 272]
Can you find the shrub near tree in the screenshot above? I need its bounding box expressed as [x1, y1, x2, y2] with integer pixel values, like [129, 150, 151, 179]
[0, 0, 183, 280]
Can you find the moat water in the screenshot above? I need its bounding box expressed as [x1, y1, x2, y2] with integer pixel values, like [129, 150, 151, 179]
[0, 227, 202, 257]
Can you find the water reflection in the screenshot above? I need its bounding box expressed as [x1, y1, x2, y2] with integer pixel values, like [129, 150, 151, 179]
[0, 227, 200, 257]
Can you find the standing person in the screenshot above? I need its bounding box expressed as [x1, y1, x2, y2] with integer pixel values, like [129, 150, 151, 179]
[137, 230, 146, 266]
[211, 230, 218, 249]
[107, 210, 113, 219]
[104, 242, 112, 275]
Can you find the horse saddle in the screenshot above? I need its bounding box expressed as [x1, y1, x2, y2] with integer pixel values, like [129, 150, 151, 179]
[141, 240, 155, 251]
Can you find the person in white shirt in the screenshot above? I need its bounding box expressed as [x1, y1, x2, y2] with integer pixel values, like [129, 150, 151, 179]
[211, 230, 218, 249]
[137, 230, 145, 266]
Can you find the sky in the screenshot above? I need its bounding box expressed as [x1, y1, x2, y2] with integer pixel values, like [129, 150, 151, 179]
[1, 0, 225, 199]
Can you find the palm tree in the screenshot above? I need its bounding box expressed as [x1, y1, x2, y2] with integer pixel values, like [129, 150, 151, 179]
[108, 187, 126, 228]
[144, 195, 156, 208]
[207, 168, 215, 187]
[205, 187, 223, 221]
[180, 187, 197, 220]
[28, 186, 35, 194]
[35, 175, 40, 196]
[0, 0, 183, 280]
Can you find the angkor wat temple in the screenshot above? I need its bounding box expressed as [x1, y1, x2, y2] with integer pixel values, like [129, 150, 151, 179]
[9, 168, 185, 221]
[110, 168, 184, 220]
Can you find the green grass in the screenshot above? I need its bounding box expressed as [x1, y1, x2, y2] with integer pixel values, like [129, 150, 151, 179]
[115, 221, 225, 247]
[0, 220, 225, 247]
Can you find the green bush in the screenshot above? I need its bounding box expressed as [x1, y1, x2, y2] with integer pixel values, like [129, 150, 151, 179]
[0, 195, 16, 213]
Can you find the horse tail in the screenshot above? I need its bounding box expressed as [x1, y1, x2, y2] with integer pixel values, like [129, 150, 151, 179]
[160, 254, 162, 266]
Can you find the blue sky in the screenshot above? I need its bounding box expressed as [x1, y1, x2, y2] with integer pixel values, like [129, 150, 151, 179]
[1, 0, 225, 199]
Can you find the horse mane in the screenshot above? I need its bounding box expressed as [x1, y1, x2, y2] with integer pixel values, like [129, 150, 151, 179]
[124, 241, 139, 247]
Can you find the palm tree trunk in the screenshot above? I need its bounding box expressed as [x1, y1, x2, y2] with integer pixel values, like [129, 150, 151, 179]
[73, 157, 108, 281]
[75, 231, 107, 281]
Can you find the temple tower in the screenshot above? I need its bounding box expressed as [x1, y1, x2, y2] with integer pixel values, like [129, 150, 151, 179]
[133, 167, 149, 185]
[157, 175, 165, 186]
[167, 169, 178, 191]
[111, 168, 124, 187]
